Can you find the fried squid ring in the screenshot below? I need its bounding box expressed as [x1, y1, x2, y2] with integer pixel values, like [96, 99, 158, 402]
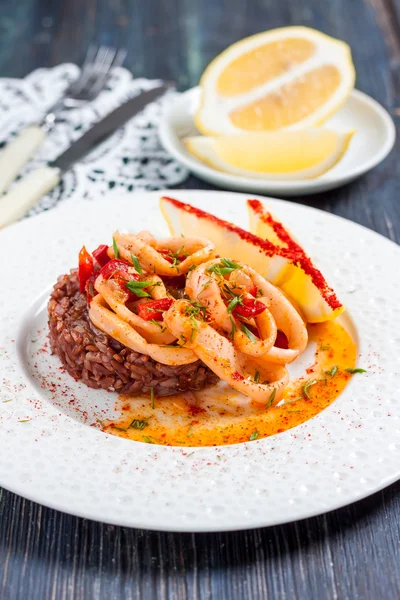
[164, 300, 289, 403]
[185, 259, 307, 365]
[113, 231, 215, 275]
[89, 296, 198, 366]
[94, 274, 176, 345]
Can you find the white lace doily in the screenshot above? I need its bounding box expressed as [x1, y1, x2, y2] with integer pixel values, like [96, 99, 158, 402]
[0, 64, 188, 216]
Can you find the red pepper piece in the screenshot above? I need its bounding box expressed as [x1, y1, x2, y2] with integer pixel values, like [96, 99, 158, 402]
[99, 258, 131, 280]
[78, 246, 94, 293]
[137, 298, 174, 321]
[275, 330, 289, 349]
[159, 248, 187, 264]
[234, 298, 266, 319]
[93, 244, 110, 267]
[84, 272, 98, 304]
[159, 249, 173, 264]
[99, 258, 142, 301]
[248, 285, 258, 297]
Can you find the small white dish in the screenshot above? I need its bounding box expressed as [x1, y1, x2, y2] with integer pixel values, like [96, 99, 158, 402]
[159, 87, 395, 196]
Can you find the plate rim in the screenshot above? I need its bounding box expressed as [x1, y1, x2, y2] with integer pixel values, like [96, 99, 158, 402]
[0, 188, 399, 532]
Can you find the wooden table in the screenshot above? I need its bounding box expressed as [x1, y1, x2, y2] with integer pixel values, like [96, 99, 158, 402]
[1, 0, 399, 598]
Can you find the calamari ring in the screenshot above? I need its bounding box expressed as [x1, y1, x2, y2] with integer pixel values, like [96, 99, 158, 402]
[89, 296, 198, 366]
[164, 299, 289, 404]
[186, 259, 307, 365]
[114, 232, 215, 276]
[94, 274, 176, 345]
[242, 265, 308, 364]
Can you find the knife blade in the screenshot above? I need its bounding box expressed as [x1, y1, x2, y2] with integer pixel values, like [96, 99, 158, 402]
[0, 84, 170, 228]
[53, 84, 170, 173]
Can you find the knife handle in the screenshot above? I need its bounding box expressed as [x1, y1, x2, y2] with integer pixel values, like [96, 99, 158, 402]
[0, 166, 60, 229]
[0, 126, 47, 195]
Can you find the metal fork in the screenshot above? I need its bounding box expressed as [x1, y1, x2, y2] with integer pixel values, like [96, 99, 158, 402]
[0, 45, 127, 195]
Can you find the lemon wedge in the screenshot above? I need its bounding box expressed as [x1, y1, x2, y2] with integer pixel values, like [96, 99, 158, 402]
[195, 26, 355, 135]
[185, 129, 354, 180]
[160, 196, 344, 322]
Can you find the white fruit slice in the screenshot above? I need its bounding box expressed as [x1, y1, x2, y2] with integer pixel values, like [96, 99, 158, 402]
[247, 199, 344, 322]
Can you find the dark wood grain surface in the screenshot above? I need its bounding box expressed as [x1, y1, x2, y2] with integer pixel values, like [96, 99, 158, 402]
[0, 0, 399, 598]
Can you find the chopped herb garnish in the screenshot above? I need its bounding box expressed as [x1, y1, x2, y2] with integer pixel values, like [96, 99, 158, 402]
[326, 365, 338, 377]
[149, 319, 163, 328]
[187, 425, 193, 438]
[143, 435, 154, 444]
[125, 280, 153, 297]
[249, 430, 259, 441]
[18, 419, 31, 423]
[113, 237, 119, 258]
[229, 316, 237, 340]
[345, 368, 367, 374]
[187, 264, 197, 272]
[207, 258, 241, 277]
[184, 301, 208, 321]
[130, 419, 148, 430]
[164, 245, 189, 268]
[227, 296, 241, 313]
[130, 252, 143, 274]
[320, 345, 331, 351]
[241, 324, 257, 342]
[220, 258, 241, 270]
[266, 388, 276, 409]
[254, 370, 260, 383]
[186, 451, 195, 457]
[2, 399, 12, 403]
[150, 387, 155, 409]
[302, 379, 318, 399]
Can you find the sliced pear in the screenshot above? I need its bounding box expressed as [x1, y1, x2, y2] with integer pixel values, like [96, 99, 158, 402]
[247, 199, 344, 322]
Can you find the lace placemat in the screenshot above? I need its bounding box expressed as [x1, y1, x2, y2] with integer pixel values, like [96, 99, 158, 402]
[0, 64, 188, 217]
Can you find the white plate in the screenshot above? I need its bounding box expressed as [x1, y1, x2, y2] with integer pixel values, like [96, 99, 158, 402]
[159, 87, 395, 196]
[1, 190, 400, 532]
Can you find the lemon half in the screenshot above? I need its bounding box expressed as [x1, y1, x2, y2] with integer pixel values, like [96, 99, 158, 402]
[195, 26, 355, 135]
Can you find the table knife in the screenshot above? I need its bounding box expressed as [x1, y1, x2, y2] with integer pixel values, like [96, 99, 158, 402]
[0, 84, 170, 228]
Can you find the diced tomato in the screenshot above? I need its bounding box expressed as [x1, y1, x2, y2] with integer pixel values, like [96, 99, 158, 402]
[78, 246, 94, 293]
[234, 298, 266, 319]
[159, 249, 174, 264]
[99, 258, 142, 301]
[93, 244, 110, 267]
[84, 272, 98, 303]
[99, 259, 131, 280]
[275, 330, 289, 349]
[159, 248, 187, 264]
[137, 298, 174, 321]
[248, 285, 258, 297]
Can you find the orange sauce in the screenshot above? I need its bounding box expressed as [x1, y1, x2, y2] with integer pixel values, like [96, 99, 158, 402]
[101, 320, 357, 446]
